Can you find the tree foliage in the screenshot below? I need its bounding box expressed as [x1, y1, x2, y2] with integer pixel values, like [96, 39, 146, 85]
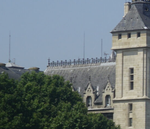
[0, 72, 120, 129]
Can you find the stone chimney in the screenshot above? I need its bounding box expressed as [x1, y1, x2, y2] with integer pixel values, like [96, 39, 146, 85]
[28, 67, 40, 72]
[124, 2, 131, 17]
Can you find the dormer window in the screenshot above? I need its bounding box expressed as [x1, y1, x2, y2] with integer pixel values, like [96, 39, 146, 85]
[137, 32, 140, 38]
[86, 96, 92, 107]
[128, 33, 131, 38]
[118, 34, 122, 39]
[105, 95, 111, 107]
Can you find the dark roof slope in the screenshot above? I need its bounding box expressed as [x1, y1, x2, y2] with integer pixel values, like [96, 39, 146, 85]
[0, 67, 30, 80]
[112, 2, 150, 33]
[0, 63, 41, 80]
[44, 62, 116, 103]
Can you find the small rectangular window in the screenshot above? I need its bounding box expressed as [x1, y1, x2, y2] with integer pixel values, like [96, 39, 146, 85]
[129, 68, 134, 90]
[129, 104, 133, 112]
[130, 82, 134, 90]
[128, 33, 131, 38]
[118, 34, 122, 39]
[130, 75, 134, 80]
[129, 118, 132, 127]
[137, 32, 140, 38]
[130, 68, 134, 74]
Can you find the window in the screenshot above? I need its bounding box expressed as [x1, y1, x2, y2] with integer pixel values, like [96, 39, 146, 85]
[129, 104, 133, 112]
[130, 82, 134, 90]
[130, 75, 134, 80]
[128, 33, 131, 38]
[137, 32, 140, 38]
[129, 118, 132, 127]
[105, 95, 111, 107]
[86, 96, 92, 107]
[145, 7, 149, 11]
[128, 103, 133, 127]
[130, 68, 134, 90]
[118, 34, 122, 39]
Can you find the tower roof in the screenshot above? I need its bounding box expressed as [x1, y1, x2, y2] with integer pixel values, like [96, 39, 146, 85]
[111, 2, 150, 33]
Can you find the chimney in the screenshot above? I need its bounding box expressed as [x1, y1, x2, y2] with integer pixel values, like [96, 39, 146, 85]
[124, 2, 131, 17]
[28, 67, 40, 72]
[0, 63, 6, 67]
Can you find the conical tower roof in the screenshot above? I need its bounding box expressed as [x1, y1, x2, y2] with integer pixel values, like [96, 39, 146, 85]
[111, 2, 150, 33]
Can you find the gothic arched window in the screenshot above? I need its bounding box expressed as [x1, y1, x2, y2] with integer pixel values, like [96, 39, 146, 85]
[105, 95, 111, 107]
[86, 96, 92, 107]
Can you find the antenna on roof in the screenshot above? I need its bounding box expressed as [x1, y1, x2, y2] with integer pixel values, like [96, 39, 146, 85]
[13, 58, 16, 64]
[101, 39, 103, 58]
[48, 58, 50, 66]
[83, 32, 85, 59]
[104, 52, 109, 58]
[9, 32, 11, 62]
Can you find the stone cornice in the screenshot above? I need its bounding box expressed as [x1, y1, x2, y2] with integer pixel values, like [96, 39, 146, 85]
[113, 96, 150, 102]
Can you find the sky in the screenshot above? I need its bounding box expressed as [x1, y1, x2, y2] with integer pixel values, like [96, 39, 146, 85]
[0, 0, 129, 71]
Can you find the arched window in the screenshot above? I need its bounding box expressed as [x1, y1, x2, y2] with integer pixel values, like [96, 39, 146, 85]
[86, 96, 92, 107]
[105, 95, 111, 107]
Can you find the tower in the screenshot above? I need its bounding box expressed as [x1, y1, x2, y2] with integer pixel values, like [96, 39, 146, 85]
[111, 0, 150, 129]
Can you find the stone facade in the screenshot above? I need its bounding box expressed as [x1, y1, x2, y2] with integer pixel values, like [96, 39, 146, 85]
[112, 1, 150, 129]
[45, 1, 150, 129]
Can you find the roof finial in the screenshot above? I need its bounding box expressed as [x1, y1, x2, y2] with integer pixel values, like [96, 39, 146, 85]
[83, 32, 85, 59]
[9, 32, 11, 63]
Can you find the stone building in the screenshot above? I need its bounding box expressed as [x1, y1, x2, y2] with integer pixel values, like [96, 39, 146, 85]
[45, 57, 116, 119]
[45, 0, 150, 129]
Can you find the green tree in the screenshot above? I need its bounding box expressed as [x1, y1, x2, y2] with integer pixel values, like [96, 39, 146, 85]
[88, 113, 120, 129]
[0, 72, 120, 129]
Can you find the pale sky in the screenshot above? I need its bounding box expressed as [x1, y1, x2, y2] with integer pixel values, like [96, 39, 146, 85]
[0, 0, 128, 70]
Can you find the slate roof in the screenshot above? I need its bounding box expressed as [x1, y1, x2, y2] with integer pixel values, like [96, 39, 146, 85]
[0, 66, 30, 80]
[112, 2, 150, 33]
[0, 63, 40, 80]
[44, 62, 116, 103]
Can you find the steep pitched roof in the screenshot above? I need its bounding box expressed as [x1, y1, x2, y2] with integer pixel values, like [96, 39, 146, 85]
[112, 2, 150, 33]
[44, 62, 116, 103]
[85, 81, 94, 93]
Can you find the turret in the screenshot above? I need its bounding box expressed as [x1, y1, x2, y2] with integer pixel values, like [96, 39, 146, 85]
[112, 1, 150, 129]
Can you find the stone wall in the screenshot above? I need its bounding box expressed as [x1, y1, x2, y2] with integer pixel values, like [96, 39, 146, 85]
[113, 99, 146, 129]
[112, 31, 147, 50]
